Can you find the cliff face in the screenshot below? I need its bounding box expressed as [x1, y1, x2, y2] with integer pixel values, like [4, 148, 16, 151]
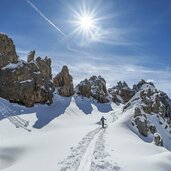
[53, 66, 74, 97]
[0, 33, 18, 69]
[0, 33, 54, 107]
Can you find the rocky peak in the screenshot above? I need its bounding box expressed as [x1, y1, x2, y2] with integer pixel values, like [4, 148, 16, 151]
[124, 80, 171, 118]
[36, 56, 52, 80]
[0, 34, 54, 107]
[53, 65, 74, 97]
[76, 75, 109, 103]
[123, 80, 171, 145]
[133, 79, 154, 93]
[0, 58, 54, 107]
[0, 33, 18, 69]
[108, 81, 135, 104]
[27, 50, 35, 63]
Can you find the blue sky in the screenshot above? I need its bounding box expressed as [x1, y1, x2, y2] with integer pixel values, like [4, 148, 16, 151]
[0, 0, 171, 95]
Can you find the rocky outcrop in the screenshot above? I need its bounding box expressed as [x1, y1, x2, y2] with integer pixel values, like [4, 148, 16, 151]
[140, 84, 170, 118]
[153, 133, 163, 146]
[124, 80, 171, 118]
[76, 76, 109, 103]
[0, 58, 54, 107]
[132, 79, 147, 93]
[53, 66, 74, 97]
[158, 91, 171, 118]
[133, 107, 141, 118]
[0, 33, 18, 69]
[27, 50, 35, 63]
[108, 81, 135, 103]
[36, 56, 52, 80]
[149, 124, 157, 134]
[0, 34, 54, 107]
[76, 78, 91, 98]
[134, 115, 148, 137]
[124, 79, 171, 149]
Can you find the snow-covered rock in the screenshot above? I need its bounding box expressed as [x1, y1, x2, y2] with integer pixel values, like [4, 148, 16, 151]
[123, 80, 171, 148]
[108, 81, 135, 104]
[134, 115, 148, 137]
[75, 75, 109, 103]
[153, 132, 163, 146]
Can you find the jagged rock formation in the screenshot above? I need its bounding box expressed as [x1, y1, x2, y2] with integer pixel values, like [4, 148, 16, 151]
[76, 76, 109, 103]
[123, 80, 171, 148]
[0, 34, 54, 107]
[0, 33, 18, 69]
[153, 133, 163, 146]
[0, 58, 54, 107]
[134, 114, 148, 137]
[133, 107, 141, 118]
[132, 79, 147, 93]
[126, 80, 171, 118]
[36, 56, 52, 80]
[108, 81, 135, 104]
[27, 50, 35, 63]
[53, 66, 74, 97]
[149, 124, 157, 134]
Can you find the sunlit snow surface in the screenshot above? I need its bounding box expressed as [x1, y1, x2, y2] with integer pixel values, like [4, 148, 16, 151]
[0, 93, 171, 171]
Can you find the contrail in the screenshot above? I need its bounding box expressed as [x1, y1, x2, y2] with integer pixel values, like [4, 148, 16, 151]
[26, 0, 66, 37]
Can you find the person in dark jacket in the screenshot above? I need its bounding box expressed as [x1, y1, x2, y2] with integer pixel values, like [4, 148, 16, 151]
[101, 116, 106, 128]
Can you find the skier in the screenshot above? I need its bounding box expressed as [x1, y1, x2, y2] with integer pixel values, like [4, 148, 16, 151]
[100, 116, 106, 128]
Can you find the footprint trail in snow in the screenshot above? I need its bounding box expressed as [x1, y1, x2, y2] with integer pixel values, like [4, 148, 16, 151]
[58, 127, 100, 171]
[91, 129, 120, 171]
[58, 116, 121, 171]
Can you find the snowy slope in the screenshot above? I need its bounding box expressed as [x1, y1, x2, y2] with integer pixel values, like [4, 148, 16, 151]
[106, 109, 171, 171]
[0, 93, 171, 171]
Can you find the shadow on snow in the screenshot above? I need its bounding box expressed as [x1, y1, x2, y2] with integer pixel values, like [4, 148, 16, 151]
[0, 96, 71, 129]
[74, 95, 113, 114]
[0, 94, 113, 129]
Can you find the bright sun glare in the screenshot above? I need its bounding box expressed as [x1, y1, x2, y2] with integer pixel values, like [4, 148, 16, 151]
[79, 16, 93, 30]
[70, 4, 102, 39]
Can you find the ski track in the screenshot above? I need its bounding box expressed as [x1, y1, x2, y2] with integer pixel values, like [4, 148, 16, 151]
[91, 129, 121, 171]
[0, 102, 31, 131]
[58, 113, 121, 171]
[58, 127, 100, 171]
[77, 129, 102, 171]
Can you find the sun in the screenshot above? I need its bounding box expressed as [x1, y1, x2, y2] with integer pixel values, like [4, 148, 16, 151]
[73, 13, 97, 39]
[79, 15, 94, 30]
[68, 3, 103, 40]
[76, 13, 96, 35]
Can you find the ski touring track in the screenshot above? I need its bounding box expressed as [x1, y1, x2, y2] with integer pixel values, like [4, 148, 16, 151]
[58, 113, 121, 171]
[0, 101, 31, 131]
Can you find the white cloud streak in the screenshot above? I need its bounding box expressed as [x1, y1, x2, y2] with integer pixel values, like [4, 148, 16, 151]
[26, 0, 66, 37]
[90, 27, 140, 46]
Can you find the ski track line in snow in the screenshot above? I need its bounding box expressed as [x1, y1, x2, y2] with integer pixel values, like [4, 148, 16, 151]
[58, 112, 121, 171]
[0, 102, 31, 131]
[76, 129, 103, 171]
[58, 127, 101, 171]
[91, 129, 121, 171]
